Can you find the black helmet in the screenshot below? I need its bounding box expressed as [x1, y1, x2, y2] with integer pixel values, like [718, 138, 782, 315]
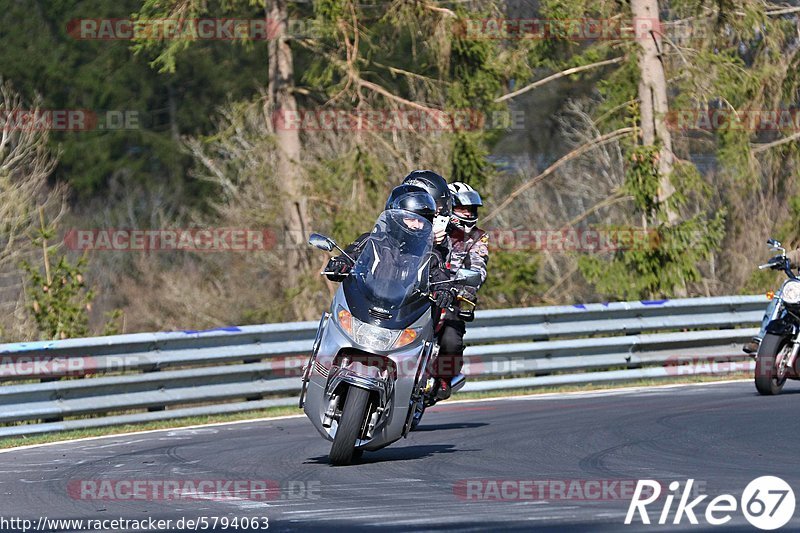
[402, 170, 452, 217]
[448, 181, 482, 232]
[385, 184, 437, 222]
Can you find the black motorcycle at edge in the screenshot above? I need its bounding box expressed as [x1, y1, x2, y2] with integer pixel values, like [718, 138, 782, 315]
[754, 238, 800, 395]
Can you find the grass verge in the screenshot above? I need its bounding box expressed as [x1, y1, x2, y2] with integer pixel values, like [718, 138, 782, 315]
[0, 372, 752, 450]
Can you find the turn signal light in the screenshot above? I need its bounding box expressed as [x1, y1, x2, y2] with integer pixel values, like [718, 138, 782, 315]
[767, 291, 775, 300]
[337, 308, 353, 335]
[393, 328, 418, 348]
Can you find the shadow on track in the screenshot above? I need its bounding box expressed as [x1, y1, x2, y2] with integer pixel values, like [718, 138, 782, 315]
[305, 443, 479, 465]
[411, 422, 488, 432]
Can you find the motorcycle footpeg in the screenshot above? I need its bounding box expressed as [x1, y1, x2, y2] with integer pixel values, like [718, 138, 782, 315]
[450, 373, 467, 393]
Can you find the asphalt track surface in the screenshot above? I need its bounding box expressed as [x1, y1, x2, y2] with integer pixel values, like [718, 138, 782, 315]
[1, 380, 799, 532]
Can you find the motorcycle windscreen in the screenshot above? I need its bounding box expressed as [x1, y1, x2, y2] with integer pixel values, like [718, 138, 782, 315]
[344, 209, 433, 328]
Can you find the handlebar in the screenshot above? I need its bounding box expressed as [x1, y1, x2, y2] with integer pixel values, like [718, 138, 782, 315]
[757, 255, 800, 281]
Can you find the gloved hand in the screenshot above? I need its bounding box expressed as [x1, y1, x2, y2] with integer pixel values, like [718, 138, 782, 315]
[325, 257, 351, 281]
[768, 255, 787, 270]
[434, 289, 455, 310]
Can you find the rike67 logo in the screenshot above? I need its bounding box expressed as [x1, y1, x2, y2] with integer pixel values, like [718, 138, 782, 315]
[626, 477, 795, 530]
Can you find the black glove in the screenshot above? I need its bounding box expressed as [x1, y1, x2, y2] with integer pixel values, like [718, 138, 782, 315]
[458, 308, 475, 321]
[434, 289, 455, 310]
[325, 257, 351, 281]
[768, 256, 786, 270]
[429, 265, 450, 284]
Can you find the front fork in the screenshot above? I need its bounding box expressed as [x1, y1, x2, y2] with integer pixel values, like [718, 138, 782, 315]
[784, 334, 800, 376]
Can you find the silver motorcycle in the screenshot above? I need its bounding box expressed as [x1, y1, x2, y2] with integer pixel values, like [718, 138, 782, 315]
[299, 209, 479, 465]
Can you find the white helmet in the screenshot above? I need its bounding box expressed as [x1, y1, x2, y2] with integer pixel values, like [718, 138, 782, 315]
[448, 182, 482, 232]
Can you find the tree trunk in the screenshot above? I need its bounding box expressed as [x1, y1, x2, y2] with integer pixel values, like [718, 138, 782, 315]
[632, 0, 686, 296]
[265, 0, 312, 315]
[632, 0, 677, 224]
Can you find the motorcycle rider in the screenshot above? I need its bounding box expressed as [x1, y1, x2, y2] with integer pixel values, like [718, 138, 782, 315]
[325, 171, 453, 287]
[324, 183, 453, 312]
[324, 173, 462, 400]
[402, 170, 454, 246]
[432, 182, 490, 399]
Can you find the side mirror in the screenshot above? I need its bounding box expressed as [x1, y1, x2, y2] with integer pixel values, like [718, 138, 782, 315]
[767, 238, 786, 254]
[455, 268, 482, 288]
[308, 233, 335, 252]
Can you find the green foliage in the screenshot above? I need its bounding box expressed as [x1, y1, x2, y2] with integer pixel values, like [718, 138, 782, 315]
[22, 255, 93, 340]
[446, 10, 507, 187]
[624, 145, 661, 217]
[241, 284, 305, 325]
[102, 309, 126, 336]
[21, 213, 122, 340]
[579, 212, 726, 299]
[307, 146, 391, 247]
[595, 50, 639, 130]
[0, 0, 268, 197]
[479, 250, 543, 308]
[450, 132, 489, 189]
[582, 148, 726, 298]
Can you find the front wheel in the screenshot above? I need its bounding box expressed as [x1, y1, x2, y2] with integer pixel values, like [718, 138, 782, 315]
[329, 386, 370, 466]
[755, 333, 791, 395]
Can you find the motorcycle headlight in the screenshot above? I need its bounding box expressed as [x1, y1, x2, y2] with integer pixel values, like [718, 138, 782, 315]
[335, 306, 420, 351]
[354, 319, 397, 350]
[782, 281, 800, 304]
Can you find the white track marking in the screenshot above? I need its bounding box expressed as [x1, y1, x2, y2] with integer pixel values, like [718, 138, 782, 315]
[0, 379, 749, 454]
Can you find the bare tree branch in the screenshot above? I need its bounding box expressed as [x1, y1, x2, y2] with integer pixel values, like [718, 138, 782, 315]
[484, 127, 635, 223]
[751, 131, 800, 153]
[495, 57, 625, 103]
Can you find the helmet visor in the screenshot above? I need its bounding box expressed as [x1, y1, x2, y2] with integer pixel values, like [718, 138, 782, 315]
[454, 190, 482, 207]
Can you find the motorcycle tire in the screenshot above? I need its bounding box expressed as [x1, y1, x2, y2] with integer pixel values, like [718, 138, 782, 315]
[329, 386, 370, 465]
[755, 333, 790, 396]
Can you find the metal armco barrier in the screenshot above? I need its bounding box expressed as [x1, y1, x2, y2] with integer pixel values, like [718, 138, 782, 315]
[0, 295, 766, 438]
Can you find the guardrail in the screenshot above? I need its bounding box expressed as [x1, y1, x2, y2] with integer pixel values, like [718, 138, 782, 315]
[0, 295, 766, 438]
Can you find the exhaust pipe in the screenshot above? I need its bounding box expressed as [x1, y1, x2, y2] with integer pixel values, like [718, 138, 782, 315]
[450, 373, 466, 394]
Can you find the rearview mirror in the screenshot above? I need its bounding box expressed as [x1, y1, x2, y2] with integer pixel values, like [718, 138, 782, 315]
[767, 238, 785, 254]
[308, 233, 335, 252]
[455, 268, 482, 288]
